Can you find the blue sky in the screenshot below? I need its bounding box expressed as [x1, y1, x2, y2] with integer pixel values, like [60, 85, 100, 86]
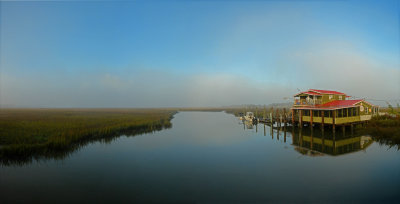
[1, 0, 399, 107]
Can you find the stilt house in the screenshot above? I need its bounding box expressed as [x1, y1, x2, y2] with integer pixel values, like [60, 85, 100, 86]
[291, 89, 378, 127]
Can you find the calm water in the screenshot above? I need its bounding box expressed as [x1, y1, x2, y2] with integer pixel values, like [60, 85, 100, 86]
[1, 112, 399, 203]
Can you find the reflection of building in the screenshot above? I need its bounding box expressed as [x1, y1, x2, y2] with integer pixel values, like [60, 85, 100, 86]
[242, 120, 254, 129]
[291, 129, 373, 156]
[291, 89, 378, 127]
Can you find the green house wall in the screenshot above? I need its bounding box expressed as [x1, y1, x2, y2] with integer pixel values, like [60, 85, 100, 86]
[320, 94, 346, 104]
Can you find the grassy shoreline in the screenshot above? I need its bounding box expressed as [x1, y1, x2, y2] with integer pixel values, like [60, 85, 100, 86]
[0, 108, 176, 164]
[360, 115, 400, 149]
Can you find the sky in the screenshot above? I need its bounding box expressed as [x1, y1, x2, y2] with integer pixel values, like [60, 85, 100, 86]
[0, 0, 399, 108]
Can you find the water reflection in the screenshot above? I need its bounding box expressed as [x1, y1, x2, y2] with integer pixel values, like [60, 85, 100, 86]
[240, 120, 374, 157]
[291, 128, 373, 156]
[0, 123, 172, 166]
[1, 112, 399, 203]
[243, 120, 254, 129]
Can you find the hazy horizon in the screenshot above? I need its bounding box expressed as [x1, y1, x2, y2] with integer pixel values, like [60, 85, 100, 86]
[1, 0, 399, 108]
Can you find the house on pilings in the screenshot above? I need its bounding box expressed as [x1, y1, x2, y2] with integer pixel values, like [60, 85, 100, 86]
[291, 89, 379, 129]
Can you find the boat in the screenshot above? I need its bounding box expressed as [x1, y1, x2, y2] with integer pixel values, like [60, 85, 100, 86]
[244, 112, 255, 121]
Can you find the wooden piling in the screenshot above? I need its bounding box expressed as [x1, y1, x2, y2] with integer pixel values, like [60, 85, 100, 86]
[276, 109, 279, 127]
[299, 109, 303, 128]
[283, 108, 287, 127]
[270, 112, 273, 126]
[291, 109, 294, 125]
[351, 124, 354, 135]
[321, 110, 324, 131]
[270, 107, 274, 126]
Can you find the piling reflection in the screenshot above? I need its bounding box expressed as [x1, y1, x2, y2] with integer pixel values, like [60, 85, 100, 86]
[241, 119, 374, 157]
[291, 128, 373, 156]
[243, 120, 255, 130]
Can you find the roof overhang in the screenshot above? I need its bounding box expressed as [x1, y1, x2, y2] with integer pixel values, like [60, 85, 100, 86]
[291, 106, 358, 110]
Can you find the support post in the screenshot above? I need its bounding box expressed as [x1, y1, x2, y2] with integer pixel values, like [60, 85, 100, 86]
[271, 107, 274, 125]
[283, 108, 287, 127]
[321, 110, 325, 131]
[299, 110, 303, 128]
[351, 124, 354, 135]
[291, 109, 295, 125]
[276, 109, 279, 127]
[284, 113, 287, 129]
[270, 112, 273, 126]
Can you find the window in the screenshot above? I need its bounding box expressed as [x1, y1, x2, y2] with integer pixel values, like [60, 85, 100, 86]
[365, 106, 368, 114]
[329, 95, 333, 100]
[339, 96, 342, 100]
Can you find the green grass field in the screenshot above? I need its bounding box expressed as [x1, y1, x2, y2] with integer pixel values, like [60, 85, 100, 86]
[0, 108, 176, 163]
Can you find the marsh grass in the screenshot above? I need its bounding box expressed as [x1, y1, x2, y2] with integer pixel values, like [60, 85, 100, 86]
[361, 115, 400, 149]
[0, 108, 176, 165]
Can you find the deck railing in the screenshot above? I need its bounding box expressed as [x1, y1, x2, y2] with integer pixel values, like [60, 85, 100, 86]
[294, 99, 322, 106]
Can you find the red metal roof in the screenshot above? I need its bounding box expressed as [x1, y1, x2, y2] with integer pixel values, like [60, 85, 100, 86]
[317, 99, 363, 108]
[309, 89, 346, 95]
